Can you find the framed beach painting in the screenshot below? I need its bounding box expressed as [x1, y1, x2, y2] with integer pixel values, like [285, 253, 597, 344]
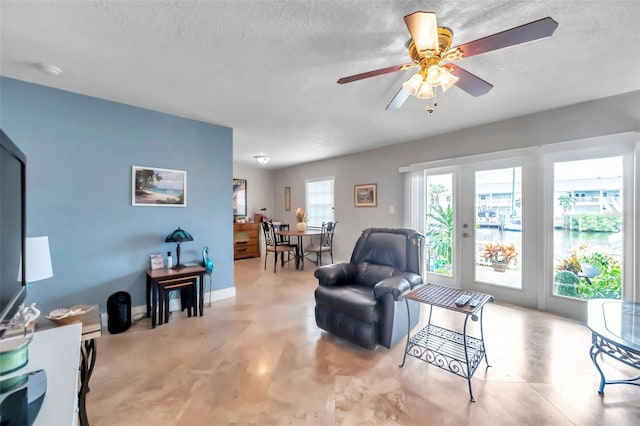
[233, 178, 247, 216]
[132, 166, 186, 207]
[354, 183, 377, 207]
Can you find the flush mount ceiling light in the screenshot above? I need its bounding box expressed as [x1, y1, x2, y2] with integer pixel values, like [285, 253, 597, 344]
[254, 155, 269, 165]
[337, 12, 558, 113]
[36, 63, 63, 76]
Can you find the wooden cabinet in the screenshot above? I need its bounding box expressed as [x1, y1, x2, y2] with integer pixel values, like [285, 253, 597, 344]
[234, 222, 260, 259]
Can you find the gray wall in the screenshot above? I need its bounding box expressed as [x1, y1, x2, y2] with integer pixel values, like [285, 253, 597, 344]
[0, 77, 234, 314]
[232, 162, 275, 223]
[273, 91, 640, 262]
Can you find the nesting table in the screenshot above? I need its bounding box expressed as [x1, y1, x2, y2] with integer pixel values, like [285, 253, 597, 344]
[399, 284, 494, 401]
[146, 265, 206, 328]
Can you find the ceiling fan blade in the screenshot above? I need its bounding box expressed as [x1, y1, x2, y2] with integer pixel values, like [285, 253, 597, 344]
[404, 11, 439, 53]
[444, 64, 493, 97]
[453, 17, 559, 59]
[337, 63, 416, 84]
[385, 88, 410, 110]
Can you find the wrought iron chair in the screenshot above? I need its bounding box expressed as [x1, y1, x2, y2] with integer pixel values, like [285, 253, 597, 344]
[304, 221, 337, 266]
[261, 221, 297, 273]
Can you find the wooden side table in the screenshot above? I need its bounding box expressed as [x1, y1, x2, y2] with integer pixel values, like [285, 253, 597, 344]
[146, 266, 206, 328]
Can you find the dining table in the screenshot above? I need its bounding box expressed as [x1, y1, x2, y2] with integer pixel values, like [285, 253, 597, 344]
[275, 227, 322, 270]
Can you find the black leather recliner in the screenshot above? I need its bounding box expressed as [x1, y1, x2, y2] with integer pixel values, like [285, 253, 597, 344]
[314, 228, 424, 349]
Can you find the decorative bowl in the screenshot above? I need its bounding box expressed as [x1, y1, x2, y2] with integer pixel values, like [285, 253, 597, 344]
[46, 305, 93, 325]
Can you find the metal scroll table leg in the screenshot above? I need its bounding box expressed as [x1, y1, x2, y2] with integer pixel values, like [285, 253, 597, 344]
[479, 306, 491, 367]
[298, 236, 304, 270]
[400, 298, 411, 368]
[462, 314, 475, 402]
[79, 338, 97, 426]
[590, 344, 607, 394]
[589, 333, 640, 394]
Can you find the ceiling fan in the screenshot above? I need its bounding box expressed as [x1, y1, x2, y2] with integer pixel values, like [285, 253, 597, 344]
[337, 12, 558, 112]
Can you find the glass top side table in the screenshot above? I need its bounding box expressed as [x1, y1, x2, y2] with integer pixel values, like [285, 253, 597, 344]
[587, 299, 640, 394]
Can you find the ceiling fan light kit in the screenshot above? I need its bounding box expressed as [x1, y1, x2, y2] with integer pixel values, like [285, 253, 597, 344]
[337, 11, 558, 113]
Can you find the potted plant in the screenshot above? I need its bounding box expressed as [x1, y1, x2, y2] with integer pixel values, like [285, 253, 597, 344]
[295, 208, 308, 231]
[481, 242, 518, 272]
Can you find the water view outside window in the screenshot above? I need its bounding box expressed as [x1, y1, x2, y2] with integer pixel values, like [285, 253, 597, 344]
[474, 167, 522, 288]
[426, 174, 453, 276]
[552, 157, 623, 299]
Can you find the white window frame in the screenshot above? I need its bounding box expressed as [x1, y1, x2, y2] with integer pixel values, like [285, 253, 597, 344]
[305, 177, 334, 228]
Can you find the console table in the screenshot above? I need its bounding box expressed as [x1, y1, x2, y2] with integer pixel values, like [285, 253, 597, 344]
[399, 284, 494, 401]
[1, 323, 82, 425]
[146, 266, 206, 328]
[587, 299, 640, 394]
[36, 304, 102, 426]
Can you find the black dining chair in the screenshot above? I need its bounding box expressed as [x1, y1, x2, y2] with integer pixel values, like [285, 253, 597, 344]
[261, 221, 297, 273]
[304, 221, 337, 266]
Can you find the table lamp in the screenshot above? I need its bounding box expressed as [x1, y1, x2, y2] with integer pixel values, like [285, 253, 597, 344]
[24, 236, 54, 284]
[1, 236, 53, 375]
[165, 227, 193, 269]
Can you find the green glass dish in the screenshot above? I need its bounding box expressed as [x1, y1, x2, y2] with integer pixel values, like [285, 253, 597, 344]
[0, 336, 30, 376]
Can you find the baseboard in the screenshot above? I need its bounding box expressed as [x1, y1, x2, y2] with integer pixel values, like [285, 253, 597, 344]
[100, 286, 236, 327]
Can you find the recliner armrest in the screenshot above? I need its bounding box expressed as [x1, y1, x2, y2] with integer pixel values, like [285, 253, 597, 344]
[373, 276, 411, 301]
[401, 272, 422, 289]
[314, 263, 357, 286]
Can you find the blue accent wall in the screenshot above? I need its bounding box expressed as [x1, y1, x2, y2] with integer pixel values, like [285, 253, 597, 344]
[0, 77, 234, 313]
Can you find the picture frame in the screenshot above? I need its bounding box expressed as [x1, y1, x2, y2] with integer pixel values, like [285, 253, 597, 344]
[284, 186, 291, 211]
[354, 183, 377, 207]
[233, 178, 247, 216]
[132, 166, 186, 207]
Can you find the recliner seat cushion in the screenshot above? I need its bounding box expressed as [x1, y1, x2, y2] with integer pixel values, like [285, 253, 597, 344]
[315, 284, 379, 323]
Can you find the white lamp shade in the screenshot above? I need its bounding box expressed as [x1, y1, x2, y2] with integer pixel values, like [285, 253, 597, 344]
[416, 83, 435, 99]
[440, 68, 459, 92]
[402, 73, 424, 96]
[18, 236, 53, 283]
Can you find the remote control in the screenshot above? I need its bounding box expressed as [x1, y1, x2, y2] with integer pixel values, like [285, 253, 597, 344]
[468, 298, 481, 308]
[454, 294, 471, 306]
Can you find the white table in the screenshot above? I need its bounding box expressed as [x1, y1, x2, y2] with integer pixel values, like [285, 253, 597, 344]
[2, 322, 81, 425]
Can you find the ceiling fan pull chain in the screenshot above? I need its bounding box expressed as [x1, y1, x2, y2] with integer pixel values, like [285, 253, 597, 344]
[426, 92, 439, 114]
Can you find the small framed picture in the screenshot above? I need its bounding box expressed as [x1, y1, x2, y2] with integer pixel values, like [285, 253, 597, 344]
[150, 253, 164, 270]
[354, 183, 377, 207]
[284, 186, 291, 211]
[132, 166, 186, 207]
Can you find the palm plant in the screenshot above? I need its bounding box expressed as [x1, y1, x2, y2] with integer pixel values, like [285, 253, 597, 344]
[558, 194, 576, 229]
[426, 204, 453, 270]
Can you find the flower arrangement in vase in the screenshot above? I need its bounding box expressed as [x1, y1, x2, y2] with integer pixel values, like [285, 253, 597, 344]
[295, 208, 308, 231]
[481, 242, 518, 272]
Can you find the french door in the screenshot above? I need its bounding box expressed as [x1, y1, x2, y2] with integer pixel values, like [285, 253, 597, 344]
[423, 157, 537, 308]
[418, 136, 638, 321]
[459, 157, 538, 308]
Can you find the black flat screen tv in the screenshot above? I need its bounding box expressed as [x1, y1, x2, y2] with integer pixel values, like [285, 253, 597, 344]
[0, 129, 27, 329]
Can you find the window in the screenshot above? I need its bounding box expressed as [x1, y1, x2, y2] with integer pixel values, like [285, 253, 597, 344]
[305, 177, 334, 227]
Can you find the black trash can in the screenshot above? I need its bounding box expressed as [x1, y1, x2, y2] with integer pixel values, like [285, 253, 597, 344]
[107, 291, 132, 334]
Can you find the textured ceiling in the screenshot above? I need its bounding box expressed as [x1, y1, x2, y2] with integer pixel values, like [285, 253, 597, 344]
[1, 1, 639, 169]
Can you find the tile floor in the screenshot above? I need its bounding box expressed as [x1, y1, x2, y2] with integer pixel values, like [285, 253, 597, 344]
[88, 257, 639, 425]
